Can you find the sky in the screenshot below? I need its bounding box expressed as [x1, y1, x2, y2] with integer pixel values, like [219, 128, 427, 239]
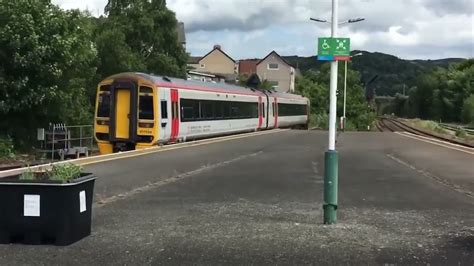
[52, 0, 474, 60]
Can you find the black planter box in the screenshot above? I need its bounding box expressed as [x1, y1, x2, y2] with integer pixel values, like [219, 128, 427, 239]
[0, 174, 96, 246]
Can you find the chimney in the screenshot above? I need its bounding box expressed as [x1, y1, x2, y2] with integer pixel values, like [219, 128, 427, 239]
[213, 44, 221, 50]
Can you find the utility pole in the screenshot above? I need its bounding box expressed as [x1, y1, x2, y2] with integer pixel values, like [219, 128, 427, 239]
[343, 60, 347, 131]
[311, 0, 364, 224]
[342, 52, 363, 131]
[324, 0, 339, 224]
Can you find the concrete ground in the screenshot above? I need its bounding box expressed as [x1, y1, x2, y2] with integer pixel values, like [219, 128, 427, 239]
[0, 130, 472, 265]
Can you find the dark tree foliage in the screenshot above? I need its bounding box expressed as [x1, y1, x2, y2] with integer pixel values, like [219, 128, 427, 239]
[0, 0, 188, 150]
[0, 1, 97, 148]
[96, 0, 188, 78]
[385, 59, 474, 124]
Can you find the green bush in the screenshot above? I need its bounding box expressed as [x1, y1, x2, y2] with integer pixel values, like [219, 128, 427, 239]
[49, 163, 83, 182]
[0, 136, 14, 159]
[455, 128, 467, 138]
[461, 95, 474, 125]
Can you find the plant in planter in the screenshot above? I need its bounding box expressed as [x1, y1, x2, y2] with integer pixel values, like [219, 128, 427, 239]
[0, 163, 96, 246]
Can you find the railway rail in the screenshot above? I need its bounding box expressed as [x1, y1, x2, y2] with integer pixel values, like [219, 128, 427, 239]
[439, 123, 474, 135]
[377, 117, 474, 148]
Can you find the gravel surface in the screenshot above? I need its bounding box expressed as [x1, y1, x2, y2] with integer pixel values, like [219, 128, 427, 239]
[0, 131, 472, 265]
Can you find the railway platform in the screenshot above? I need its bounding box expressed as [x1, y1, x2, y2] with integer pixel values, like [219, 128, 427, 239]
[0, 130, 472, 264]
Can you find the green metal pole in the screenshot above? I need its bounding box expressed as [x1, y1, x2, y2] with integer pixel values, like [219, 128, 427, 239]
[324, 150, 338, 224]
[323, 0, 339, 224]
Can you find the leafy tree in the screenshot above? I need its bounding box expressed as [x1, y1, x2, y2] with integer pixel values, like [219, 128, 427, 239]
[96, 0, 187, 78]
[296, 62, 375, 130]
[408, 59, 474, 122]
[0, 1, 97, 148]
[461, 94, 474, 125]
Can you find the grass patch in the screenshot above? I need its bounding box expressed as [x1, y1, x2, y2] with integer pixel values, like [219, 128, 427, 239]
[410, 119, 448, 134]
[19, 167, 35, 181]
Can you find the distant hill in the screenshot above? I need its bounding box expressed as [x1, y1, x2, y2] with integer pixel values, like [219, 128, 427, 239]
[283, 51, 466, 96]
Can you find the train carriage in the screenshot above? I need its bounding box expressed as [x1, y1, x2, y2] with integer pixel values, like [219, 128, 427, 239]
[94, 72, 309, 154]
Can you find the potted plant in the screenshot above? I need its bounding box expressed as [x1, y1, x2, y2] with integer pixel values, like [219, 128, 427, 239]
[0, 163, 96, 246]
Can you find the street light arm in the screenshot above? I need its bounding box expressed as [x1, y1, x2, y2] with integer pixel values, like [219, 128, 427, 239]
[348, 17, 365, 23]
[338, 17, 365, 25]
[310, 17, 328, 23]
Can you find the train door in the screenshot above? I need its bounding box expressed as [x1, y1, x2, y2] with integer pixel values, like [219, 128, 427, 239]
[274, 97, 278, 128]
[170, 89, 180, 142]
[158, 88, 170, 142]
[265, 96, 270, 129]
[258, 96, 263, 129]
[267, 97, 276, 129]
[115, 89, 131, 139]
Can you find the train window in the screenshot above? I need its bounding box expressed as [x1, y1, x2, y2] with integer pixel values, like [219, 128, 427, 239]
[251, 103, 258, 118]
[230, 104, 240, 118]
[262, 103, 265, 118]
[179, 99, 260, 121]
[99, 85, 111, 92]
[223, 101, 231, 118]
[139, 95, 154, 120]
[160, 100, 168, 119]
[97, 93, 110, 118]
[139, 86, 153, 93]
[180, 99, 200, 121]
[278, 103, 307, 116]
[201, 101, 214, 119]
[215, 101, 224, 118]
[181, 106, 193, 121]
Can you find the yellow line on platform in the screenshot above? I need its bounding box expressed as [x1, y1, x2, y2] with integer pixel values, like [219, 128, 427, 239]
[0, 129, 290, 177]
[395, 132, 474, 155]
[79, 129, 290, 166]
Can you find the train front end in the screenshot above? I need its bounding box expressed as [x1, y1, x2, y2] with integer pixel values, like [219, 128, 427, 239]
[94, 73, 157, 154]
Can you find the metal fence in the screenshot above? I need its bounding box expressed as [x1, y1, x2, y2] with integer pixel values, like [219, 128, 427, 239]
[38, 124, 94, 161]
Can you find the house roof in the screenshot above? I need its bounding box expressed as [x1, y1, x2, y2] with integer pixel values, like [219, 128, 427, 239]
[257, 50, 294, 68]
[238, 59, 260, 74]
[188, 56, 202, 64]
[201, 47, 236, 63]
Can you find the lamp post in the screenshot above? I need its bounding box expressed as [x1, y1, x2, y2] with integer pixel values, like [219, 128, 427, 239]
[342, 52, 363, 131]
[310, 3, 364, 224]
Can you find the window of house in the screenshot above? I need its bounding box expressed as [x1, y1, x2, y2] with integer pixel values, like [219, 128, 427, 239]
[268, 81, 279, 90]
[268, 63, 279, 70]
[200, 63, 205, 68]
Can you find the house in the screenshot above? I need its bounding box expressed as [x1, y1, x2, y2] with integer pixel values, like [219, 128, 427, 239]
[256, 51, 295, 93]
[238, 59, 259, 75]
[186, 45, 238, 81]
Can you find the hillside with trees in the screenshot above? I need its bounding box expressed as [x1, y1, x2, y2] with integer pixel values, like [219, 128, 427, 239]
[384, 59, 474, 125]
[284, 51, 465, 96]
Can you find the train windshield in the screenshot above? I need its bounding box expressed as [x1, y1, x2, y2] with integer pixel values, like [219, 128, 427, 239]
[97, 93, 110, 118]
[139, 95, 154, 120]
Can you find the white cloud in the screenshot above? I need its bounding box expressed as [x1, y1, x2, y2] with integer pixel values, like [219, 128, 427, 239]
[52, 0, 474, 59]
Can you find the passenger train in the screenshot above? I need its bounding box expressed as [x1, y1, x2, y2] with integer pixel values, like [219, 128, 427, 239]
[94, 72, 309, 154]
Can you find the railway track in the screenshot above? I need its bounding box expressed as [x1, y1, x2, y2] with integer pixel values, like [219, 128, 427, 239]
[377, 117, 474, 148]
